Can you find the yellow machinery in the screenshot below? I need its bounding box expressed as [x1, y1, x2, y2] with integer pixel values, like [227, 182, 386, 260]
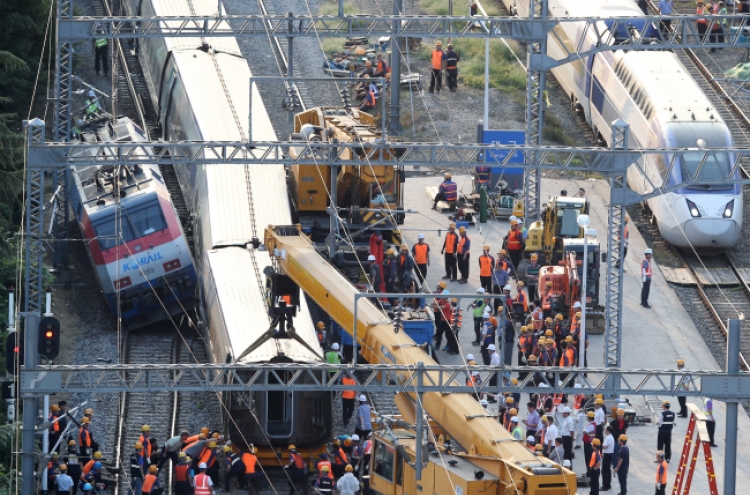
[525, 196, 589, 265]
[288, 107, 404, 266]
[264, 225, 577, 495]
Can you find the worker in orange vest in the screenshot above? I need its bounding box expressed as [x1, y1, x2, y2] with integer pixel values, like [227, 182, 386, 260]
[341, 373, 358, 426]
[457, 226, 471, 283]
[541, 281, 554, 320]
[198, 441, 219, 484]
[503, 219, 525, 271]
[442, 222, 459, 281]
[316, 453, 333, 480]
[142, 465, 161, 495]
[243, 445, 265, 490]
[222, 446, 245, 491]
[78, 418, 93, 464]
[429, 40, 445, 93]
[478, 245, 494, 293]
[173, 452, 193, 495]
[655, 450, 668, 495]
[285, 445, 307, 495]
[412, 234, 430, 284]
[139, 425, 153, 466]
[330, 439, 348, 479]
[589, 439, 602, 495]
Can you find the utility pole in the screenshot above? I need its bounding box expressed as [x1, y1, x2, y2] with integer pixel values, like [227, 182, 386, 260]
[724, 319, 740, 495]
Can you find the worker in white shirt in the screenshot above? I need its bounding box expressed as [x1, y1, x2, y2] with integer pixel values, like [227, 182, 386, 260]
[336, 465, 360, 495]
[543, 416, 558, 457]
[559, 406, 575, 462]
[594, 398, 606, 442]
[601, 425, 615, 491]
[573, 385, 586, 450]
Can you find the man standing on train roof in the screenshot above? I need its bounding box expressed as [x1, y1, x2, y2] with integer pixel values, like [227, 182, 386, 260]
[429, 40, 445, 94]
[641, 248, 654, 308]
[412, 234, 430, 284]
[433, 173, 457, 210]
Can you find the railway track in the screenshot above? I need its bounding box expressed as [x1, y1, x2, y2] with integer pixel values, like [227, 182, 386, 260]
[673, 250, 750, 370]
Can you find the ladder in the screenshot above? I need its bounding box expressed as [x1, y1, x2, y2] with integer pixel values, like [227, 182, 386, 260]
[671, 403, 719, 495]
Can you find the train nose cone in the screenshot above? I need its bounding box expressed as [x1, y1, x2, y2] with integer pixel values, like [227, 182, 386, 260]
[681, 219, 739, 249]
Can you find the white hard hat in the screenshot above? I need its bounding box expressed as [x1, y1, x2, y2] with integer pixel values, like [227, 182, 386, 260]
[509, 216, 518, 222]
[331, 343, 340, 350]
[487, 344, 496, 351]
[510, 416, 519, 423]
[645, 248, 653, 254]
[526, 436, 535, 444]
[573, 301, 581, 308]
[563, 407, 571, 414]
[351, 434, 360, 441]
[199, 462, 207, 469]
[359, 395, 367, 402]
[480, 399, 488, 407]
[563, 460, 572, 468]
[472, 370, 480, 376]
[87, 90, 95, 97]
[483, 312, 490, 319]
[476, 288, 486, 294]
[368, 254, 376, 261]
[466, 354, 475, 361]
[503, 284, 512, 291]
[418, 233, 425, 239]
[574, 383, 582, 388]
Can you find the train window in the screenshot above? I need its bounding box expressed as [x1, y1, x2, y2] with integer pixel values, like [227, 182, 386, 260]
[674, 125, 732, 183]
[92, 200, 167, 251]
[373, 441, 395, 483]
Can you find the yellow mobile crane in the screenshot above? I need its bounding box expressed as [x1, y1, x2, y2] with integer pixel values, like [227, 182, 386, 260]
[264, 225, 577, 495]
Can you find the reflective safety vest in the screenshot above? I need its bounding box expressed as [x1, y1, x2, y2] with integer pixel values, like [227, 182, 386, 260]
[332, 448, 347, 466]
[198, 448, 216, 468]
[642, 259, 652, 278]
[375, 60, 388, 74]
[532, 308, 543, 330]
[364, 88, 377, 107]
[85, 99, 99, 116]
[326, 351, 340, 366]
[570, 313, 578, 333]
[440, 180, 458, 201]
[432, 49, 444, 70]
[174, 463, 191, 482]
[142, 474, 158, 493]
[515, 291, 528, 312]
[479, 255, 494, 277]
[342, 377, 357, 399]
[363, 439, 373, 455]
[696, 6, 707, 23]
[50, 414, 61, 432]
[317, 476, 335, 493]
[466, 374, 478, 387]
[79, 428, 92, 448]
[413, 243, 429, 264]
[95, 37, 108, 48]
[507, 229, 523, 250]
[458, 235, 470, 255]
[317, 460, 333, 479]
[475, 167, 490, 184]
[589, 449, 601, 468]
[472, 300, 486, 318]
[194, 473, 211, 495]
[242, 453, 257, 474]
[451, 307, 463, 328]
[541, 290, 553, 310]
[139, 436, 152, 459]
[444, 231, 458, 254]
[656, 460, 668, 484]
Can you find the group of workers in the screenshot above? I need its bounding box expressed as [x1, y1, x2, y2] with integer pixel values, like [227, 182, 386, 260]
[354, 53, 389, 113]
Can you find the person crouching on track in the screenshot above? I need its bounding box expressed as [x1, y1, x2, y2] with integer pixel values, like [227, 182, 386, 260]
[222, 446, 246, 492]
[313, 464, 334, 495]
[285, 445, 308, 495]
[142, 465, 163, 495]
[173, 452, 194, 495]
[158, 430, 189, 472]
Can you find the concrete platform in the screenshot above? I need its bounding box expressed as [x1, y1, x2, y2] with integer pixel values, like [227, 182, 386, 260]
[398, 174, 750, 494]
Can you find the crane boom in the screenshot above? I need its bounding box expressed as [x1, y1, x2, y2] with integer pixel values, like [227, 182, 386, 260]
[264, 225, 577, 493]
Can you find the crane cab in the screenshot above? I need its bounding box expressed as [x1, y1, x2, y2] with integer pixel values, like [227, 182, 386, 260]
[526, 196, 589, 264]
[368, 431, 500, 495]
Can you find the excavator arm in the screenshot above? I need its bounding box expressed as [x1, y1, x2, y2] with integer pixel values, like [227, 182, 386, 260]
[264, 225, 577, 494]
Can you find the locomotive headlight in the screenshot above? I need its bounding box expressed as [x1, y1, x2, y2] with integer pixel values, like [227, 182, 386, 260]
[686, 199, 701, 218]
[723, 199, 735, 218]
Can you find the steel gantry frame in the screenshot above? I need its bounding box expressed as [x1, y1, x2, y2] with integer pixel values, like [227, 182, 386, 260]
[524, 0, 547, 223]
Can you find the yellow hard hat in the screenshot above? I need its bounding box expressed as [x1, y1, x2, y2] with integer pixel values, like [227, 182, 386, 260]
[595, 394, 603, 399]
[345, 464, 354, 472]
[468, 360, 476, 366]
[179, 452, 187, 459]
[81, 417, 90, 424]
[355, 46, 366, 55]
[534, 444, 543, 451]
[199, 434, 206, 440]
[545, 329, 553, 336]
[436, 40, 443, 46]
[592, 438, 601, 446]
[499, 249, 507, 255]
[518, 281, 525, 287]
[545, 281, 553, 287]
[141, 425, 151, 432]
[444, 171, 451, 178]
[677, 359, 685, 366]
[625, 215, 630, 223]
[84, 408, 93, 415]
[510, 220, 519, 225]
[505, 396, 514, 404]
[401, 244, 408, 251]
[587, 411, 595, 418]
[616, 408, 625, 415]
[68, 440, 76, 446]
[565, 336, 573, 342]
[344, 438, 352, 447]
[365, 61, 372, 67]
[576, 311, 582, 317]
[386, 248, 395, 255]
[595, 398, 604, 405]
[619, 435, 628, 441]
[212, 432, 220, 439]
[555, 314, 563, 320]
[322, 465, 330, 472]
[51, 404, 60, 412]
[511, 378, 518, 385]
[438, 281, 447, 289]
[59, 463, 68, 470]
[520, 326, 527, 333]
[527, 355, 537, 362]
[509, 408, 517, 415]
[538, 337, 546, 344]
[201, 427, 210, 434]
[93, 452, 103, 460]
[451, 298, 458, 303]
[223, 446, 231, 453]
[531, 253, 539, 260]
[288, 445, 297, 451]
[545, 317, 552, 323]
[459, 226, 466, 232]
[333, 439, 341, 446]
[483, 245, 490, 251]
[449, 222, 456, 228]
[149, 465, 158, 473]
[135, 442, 143, 450]
[317, 321, 325, 329]
[209, 441, 217, 449]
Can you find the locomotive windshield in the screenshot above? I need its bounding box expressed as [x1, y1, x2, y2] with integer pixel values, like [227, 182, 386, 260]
[93, 200, 168, 251]
[673, 123, 733, 188]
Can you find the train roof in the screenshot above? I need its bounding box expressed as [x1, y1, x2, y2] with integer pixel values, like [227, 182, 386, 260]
[619, 51, 719, 124]
[69, 118, 163, 211]
[207, 247, 320, 364]
[150, 0, 241, 56]
[552, 0, 642, 17]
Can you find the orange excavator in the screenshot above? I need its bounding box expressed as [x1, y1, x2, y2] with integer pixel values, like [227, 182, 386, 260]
[264, 224, 577, 495]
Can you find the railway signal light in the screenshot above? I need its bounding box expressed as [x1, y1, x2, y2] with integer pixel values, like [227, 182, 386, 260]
[38, 317, 61, 360]
[4, 331, 23, 375]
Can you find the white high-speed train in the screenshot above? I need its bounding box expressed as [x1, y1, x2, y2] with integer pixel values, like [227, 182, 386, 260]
[503, 0, 742, 251]
[121, 0, 332, 456]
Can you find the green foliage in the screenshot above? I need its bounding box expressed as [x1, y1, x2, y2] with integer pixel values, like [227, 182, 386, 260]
[0, 423, 20, 495]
